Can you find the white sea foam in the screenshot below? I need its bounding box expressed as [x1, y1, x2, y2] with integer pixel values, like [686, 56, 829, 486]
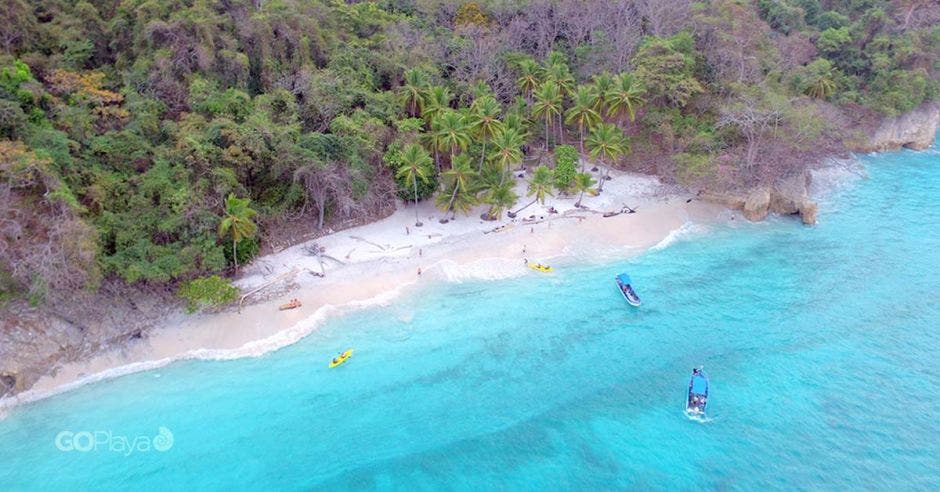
[810, 157, 867, 198]
[651, 221, 704, 251]
[0, 288, 404, 418]
[432, 257, 528, 283]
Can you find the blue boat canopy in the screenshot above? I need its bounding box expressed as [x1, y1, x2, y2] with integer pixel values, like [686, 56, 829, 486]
[616, 273, 632, 285]
[691, 374, 708, 395]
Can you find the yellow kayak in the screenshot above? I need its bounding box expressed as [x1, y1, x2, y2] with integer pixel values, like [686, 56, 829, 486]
[527, 263, 553, 273]
[329, 349, 354, 368]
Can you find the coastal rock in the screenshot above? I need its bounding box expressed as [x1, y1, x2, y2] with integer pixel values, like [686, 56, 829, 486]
[770, 171, 818, 225]
[743, 187, 771, 221]
[799, 200, 818, 225]
[698, 190, 746, 210]
[862, 102, 940, 152]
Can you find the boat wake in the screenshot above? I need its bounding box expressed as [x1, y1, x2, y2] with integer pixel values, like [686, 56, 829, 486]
[684, 411, 713, 424]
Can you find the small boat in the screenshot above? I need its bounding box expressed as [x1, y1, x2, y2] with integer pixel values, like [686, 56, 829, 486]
[329, 349, 354, 368]
[615, 273, 641, 306]
[279, 298, 302, 311]
[527, 262, 553, 273]
[686, 368, 709, 416]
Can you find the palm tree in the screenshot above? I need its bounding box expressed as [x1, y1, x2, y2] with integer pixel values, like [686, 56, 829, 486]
[399, 68, 428, 117]
[545, 50, 567, 68]
[420, 117, 446, 172]
[436, 110, 472, 163]
[469, 95, 503, 171]
[515, 58, 542, 100]
[489, 127, 526, 176]
[218, 193, 258, 271]
[590, 71, 615, 115]
[585, 123, 628, 193]
[396, 144, 433, 226]
[606, 72, 645, 125]
[572, 171, 597, 208]
[482, 180, 518, 220]
[468, 80, 494, 102]
[805, 75, 835, 99]
[544, 61, 575, 97]
[532, 81, 563, 150]
[437, 154, 478, 220]
[501, 111, 530, 137]
[509, 165, 553, 217]
[422, 85, 452, 124]
[565, 85, 601, 157]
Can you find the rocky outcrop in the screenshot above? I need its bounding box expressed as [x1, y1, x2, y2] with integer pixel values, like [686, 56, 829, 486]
[700, 170, 818, 225]
[769, 171, 818, 225]
[859, 102, 940, 152]
[743, 187, 771, 221]
[0, 285, 175, 399]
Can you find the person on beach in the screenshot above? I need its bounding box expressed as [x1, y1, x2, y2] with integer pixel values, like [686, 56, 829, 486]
[417, 267, 422, 276]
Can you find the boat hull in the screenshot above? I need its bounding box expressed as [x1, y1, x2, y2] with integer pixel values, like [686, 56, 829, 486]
[614, 276, 641, 306]
[686, 371, 709, 415]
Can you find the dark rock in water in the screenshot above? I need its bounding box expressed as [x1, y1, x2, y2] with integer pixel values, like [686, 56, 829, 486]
[591, 166, 599, 172]
[439, 218, 449, 224]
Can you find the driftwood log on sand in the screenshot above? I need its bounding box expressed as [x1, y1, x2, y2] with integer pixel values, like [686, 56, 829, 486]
[238, 268, 299, 312]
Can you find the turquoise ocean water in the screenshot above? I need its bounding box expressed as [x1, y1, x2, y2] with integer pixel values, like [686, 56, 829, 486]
[1, 140, 939, 490]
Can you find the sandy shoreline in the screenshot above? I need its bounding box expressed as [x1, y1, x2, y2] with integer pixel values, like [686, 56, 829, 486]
[0, 169, 729, 415]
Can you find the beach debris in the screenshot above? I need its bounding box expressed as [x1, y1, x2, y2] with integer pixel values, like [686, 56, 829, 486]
[278, 298, 302, 311]
[602, 205, 637, 218]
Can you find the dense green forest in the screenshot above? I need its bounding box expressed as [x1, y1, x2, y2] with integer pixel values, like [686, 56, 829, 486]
[1, 0, 938, 308]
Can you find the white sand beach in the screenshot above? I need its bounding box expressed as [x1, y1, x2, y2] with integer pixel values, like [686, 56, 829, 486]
[1, 167, 730, 412]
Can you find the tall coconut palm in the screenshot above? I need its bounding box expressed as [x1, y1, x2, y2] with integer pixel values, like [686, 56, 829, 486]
[605, 72, 645, 125]
[422, 85, 452, 124]
[531, 81, 563, 150]
[437, 154, 478, 219]
[501, 111, 530, 137]
[544, 61, 575, 97]
[509, 165, 554, 217]
[572, 171, 597, 208]
[218, 193, 258, 271]
[396, 144, 433, 227]
[585, 123, 628, 193]
[482, 180, 518, 220]
[489, 127, 526, 176]
[420, 117, 446, 172]
[590, 71, 615, 114]
[564, 85, 601, 157]
[399, 68, 428, 117]
[468, 80, 494, 102]
[436, 110, 472, 163]
[515, 58, 542, 100]
[469, 95, 503, 171]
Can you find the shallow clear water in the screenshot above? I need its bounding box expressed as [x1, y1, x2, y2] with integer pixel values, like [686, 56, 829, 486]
[2, 141, 939, 490]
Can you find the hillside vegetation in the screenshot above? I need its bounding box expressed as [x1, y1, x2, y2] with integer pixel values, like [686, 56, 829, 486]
[1, 0, 938, 308]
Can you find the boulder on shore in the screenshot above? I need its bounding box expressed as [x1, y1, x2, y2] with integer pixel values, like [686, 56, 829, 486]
[770, 170, 818, 225]
[743, 187, 771, 222]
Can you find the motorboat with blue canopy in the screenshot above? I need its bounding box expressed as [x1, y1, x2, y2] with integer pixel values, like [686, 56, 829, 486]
[614, 273, 641, 306]
[686, 368, 709, 415]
